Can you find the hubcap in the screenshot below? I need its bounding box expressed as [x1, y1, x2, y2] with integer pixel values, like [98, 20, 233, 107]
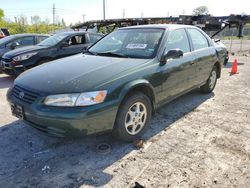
[125, 102, 147, 135]
[209, 70, 217, 89]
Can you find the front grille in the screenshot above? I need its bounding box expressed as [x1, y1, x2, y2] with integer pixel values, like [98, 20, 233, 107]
[12, 85, 40, 104]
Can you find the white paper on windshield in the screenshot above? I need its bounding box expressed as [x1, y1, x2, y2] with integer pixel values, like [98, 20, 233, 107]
[126, 43, 147, 49]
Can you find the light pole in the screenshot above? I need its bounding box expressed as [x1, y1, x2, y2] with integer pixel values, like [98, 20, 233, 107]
[103, 0, 106, 20]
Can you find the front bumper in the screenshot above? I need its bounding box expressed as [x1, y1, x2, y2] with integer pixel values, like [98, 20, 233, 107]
[0, 59, 24, 75]
[7, 88, 119, 137]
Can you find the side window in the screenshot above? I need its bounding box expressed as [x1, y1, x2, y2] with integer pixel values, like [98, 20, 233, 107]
[166, 29, 190, 53]
[16, 36, 34, 46]
[36, 36, 48, 44]
[89, 34, 102, 43]
[68, 35, 86, 45]
[188, 29, 209, 50]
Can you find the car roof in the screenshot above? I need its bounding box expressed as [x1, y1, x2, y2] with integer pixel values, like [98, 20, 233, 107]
[55, 31, 103, 36]
[118, 24, 198, 30]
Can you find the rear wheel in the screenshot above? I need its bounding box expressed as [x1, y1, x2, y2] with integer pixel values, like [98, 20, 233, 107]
[200, 66, 218, 93]
[112, 92, 152, 142]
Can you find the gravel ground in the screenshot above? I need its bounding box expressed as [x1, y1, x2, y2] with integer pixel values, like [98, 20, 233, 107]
[0, 54, 249, 188]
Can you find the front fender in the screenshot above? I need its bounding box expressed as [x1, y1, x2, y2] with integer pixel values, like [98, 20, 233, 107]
[118, 79, 156, 107]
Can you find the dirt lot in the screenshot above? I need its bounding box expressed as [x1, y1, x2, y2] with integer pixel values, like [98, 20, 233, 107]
[0, 54, 249, 188]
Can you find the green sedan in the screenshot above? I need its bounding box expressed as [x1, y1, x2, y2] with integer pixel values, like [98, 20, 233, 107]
[7, 24, 223, 141]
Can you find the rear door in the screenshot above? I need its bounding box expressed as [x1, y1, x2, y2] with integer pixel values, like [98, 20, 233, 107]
[187, 28, 216, 85]
[158, 29, 197, 102]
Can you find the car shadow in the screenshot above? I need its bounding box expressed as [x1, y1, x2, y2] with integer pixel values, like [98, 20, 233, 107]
[0, 89, 214, 187]
[0, 74, 15, 89]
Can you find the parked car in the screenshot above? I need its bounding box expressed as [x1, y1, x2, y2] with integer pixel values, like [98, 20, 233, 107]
[1, 31, 103, 75]
[7, 24, 223, 141]
[0, 28, 10, 39]
[0, 33, 49, 61]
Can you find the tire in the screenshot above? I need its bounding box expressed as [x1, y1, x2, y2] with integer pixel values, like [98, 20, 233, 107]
[200, 66, 218, 93]
[112, 92, 152, 142]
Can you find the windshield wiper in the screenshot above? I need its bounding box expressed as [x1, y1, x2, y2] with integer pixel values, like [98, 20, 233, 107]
[83, 49, 97, 55]
[96, 52, 129, 58]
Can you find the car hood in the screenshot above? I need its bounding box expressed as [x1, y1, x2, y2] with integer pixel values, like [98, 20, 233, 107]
[15, 54, 151, 94]
[3, 45, 46, 58]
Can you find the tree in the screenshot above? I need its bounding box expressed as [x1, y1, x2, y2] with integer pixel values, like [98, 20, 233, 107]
[192, 6, 209, 16]
[0, 9, 4, 20]
[31, 15, 41, 25]
[61, 18, 66, 26]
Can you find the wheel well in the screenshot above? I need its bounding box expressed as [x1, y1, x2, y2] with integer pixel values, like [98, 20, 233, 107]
[122, 85, 155, 111]
[214, 62, 221, 78]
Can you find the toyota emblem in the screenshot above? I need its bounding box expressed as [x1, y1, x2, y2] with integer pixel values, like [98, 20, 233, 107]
[19, 91, 25, 99]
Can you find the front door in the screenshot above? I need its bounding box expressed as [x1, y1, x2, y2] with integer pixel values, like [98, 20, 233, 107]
[56, 34, 89, 59]
[158, 29, 197, 102]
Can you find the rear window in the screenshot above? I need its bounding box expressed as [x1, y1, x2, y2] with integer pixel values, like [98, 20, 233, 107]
[0, 28, 10, 36]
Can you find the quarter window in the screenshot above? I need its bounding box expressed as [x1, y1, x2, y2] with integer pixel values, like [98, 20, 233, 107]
[166, 29, 190, 53]
[36, 36, 48, 44]
[188, 29, 209, 50]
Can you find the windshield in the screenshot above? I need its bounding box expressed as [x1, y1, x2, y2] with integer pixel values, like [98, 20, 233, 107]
[88, 29, 164, 59]
[37, 34, 67, 46]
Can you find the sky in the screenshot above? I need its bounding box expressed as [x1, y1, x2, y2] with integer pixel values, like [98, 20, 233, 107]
[1, 0, 249, 25]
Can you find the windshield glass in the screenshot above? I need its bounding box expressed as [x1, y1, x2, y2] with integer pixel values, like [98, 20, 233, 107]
[89, 29, 164, 59]
[37, 34, 67, 46]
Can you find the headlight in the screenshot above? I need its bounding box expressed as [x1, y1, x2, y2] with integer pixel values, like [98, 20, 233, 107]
[13, 52, 37, 61]
[44, 91, 107, 107]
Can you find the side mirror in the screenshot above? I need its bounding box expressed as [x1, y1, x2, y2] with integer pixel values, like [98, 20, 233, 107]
[82, 45, 91, 53]
[10, 42, 19, 49]
[61, 42, 70, 48]
[160, 49, 183, 65]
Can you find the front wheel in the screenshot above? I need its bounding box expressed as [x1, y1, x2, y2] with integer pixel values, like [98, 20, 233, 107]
[112, 92, 152, 142]
[200, 66, 218, 93]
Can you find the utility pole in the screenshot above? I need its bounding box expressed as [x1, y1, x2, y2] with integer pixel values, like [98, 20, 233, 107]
[103, 0, 106, 20]
[123, 9, 125, 18]
[82, 14, 86, 22]
[53, 4, 55, 25]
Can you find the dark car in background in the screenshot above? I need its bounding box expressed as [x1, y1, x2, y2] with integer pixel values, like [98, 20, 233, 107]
[0, 28, 10, 39]
[7, 24, 224, 141]
[1, 31, 103, 75]
[0, 34, 49, 61]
